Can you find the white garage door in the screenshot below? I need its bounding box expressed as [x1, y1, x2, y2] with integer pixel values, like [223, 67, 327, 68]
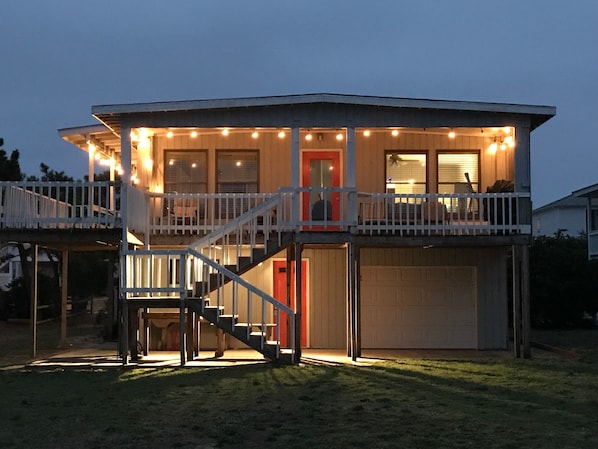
[361, 266, 477, 349]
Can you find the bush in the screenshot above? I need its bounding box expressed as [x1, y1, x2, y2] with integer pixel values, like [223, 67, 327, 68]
[530, 234, 598, 327]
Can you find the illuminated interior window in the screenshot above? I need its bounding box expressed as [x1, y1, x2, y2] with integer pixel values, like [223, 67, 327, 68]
[164, 150, 207, 193]
[385, 152, 427, 194]
[217, 150, 259, 193]
[437, 152, 479, 194]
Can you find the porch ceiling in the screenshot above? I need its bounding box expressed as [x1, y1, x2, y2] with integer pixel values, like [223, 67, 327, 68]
[58, 124, 121, 158]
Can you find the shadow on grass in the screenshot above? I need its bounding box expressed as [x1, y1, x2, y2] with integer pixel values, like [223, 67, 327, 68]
[2, 357, 598, 449]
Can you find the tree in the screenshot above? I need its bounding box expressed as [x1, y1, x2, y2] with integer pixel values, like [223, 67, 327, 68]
[0, 138, 25, 181]
[530, 233, 598, 327]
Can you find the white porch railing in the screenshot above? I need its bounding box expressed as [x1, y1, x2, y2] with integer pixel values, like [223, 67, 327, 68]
[356, 192, 531, 235]
[0, 181, 120, 229]
[147, 192, 276, 235]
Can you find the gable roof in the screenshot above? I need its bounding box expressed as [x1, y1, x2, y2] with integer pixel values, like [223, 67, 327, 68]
[91, 93, 556, 138]
[533, 194, 588, 214]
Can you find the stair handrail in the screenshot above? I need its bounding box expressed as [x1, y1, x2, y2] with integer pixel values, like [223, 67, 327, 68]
[186, 193, 283, 267]
[188, 247, 296, 358]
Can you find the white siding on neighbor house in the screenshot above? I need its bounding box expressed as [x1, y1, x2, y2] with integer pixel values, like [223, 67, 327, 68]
[360, 247, 508, 350]
[533, 207, 587, 237]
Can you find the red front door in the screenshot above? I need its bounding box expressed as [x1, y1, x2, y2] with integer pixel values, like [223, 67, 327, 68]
[301, 151, 341, 225]
[273, 260, 307, 347]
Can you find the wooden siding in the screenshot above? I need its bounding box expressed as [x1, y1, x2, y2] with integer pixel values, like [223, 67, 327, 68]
[153, 132, 292, 194]
[360, 247, 508, 349]
[355, 131, 513, 194]
[146, 129, 514, 196]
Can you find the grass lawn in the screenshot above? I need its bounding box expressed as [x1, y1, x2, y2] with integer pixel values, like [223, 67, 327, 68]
[1, 324, 598, 448]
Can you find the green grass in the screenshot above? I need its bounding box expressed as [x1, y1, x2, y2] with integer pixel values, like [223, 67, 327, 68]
[1, 326, 598, 448]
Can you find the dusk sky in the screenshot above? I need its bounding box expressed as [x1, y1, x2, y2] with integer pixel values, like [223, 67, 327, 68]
[1, 0, 596, 207]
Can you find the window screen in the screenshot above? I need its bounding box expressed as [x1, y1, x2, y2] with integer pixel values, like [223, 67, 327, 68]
[437, 152, 479, 194]
[164, 150, 207, 193]
[385, 152, 427, 194]
[217, 150, 259, 193]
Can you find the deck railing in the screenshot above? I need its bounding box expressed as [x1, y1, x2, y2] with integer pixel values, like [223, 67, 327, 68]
[0, 181, 120, 229]
[0, 181, 531, 236]
[356, 192, 531, 235]
[147, 192, 276, 235]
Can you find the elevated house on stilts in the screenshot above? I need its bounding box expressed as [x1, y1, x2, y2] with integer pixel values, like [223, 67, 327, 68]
[0, 94, 555, 364]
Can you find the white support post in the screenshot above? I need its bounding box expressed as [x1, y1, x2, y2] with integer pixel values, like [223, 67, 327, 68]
[346, 127, 357, 230]
[31, 245, 39, 359]
[291, 127, 300, 226]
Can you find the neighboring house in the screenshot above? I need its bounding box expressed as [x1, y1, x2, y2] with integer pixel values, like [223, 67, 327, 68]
[571, 183, 598, 259]
[0, 244, 54, 291]
[532, 194, 589, 237]
[0, 93, 555, 363]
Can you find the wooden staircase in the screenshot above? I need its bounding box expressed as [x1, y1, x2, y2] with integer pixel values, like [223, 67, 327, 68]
[184, 195, 297, 364]
[187, 297, 294, 364]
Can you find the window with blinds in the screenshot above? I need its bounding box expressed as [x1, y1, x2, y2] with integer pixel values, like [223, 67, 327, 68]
[217, 150, 259, 193]
[385, 151, 427, 194]
[164, 150, 207, 193]
[437, 151, 479, 194]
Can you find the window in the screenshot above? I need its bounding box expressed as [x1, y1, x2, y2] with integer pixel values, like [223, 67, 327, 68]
[591, 209, 598, 232]
[164, 150, 207, 193]
[437, 151, 479, 194]
[217, 150, 259, 193]
[385, 151, 427, 194]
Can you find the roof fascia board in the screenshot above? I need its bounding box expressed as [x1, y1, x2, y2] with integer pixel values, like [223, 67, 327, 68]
[91, 93, 556, 118]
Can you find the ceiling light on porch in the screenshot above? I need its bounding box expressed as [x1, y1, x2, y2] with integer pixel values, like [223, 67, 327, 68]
[336, 132, 344, 141]
[487, 140, 498, 154]
[143, 158, 153, 170]
[221, 129, 229, 136]
[391, 129, 399, 137]
[236, 160, 242, 167]
[504, 135, 515, 148]
[252, 130, 259, 139]
[278, 131, 286, 139]
[166, 130, 174, 138]
[448, 130, 456, 139]
[363, 130, 371, 137]
[305, 133, 313, 141]
[190, 131, 198, 138]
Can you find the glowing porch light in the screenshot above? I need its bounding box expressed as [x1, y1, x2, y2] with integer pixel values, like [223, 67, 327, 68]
[166, 130, 174, 138]
[236, 161, 242, 167]
[391, 129, 399, 137]
[363, 130, 371, 137]
[143, 158, 153, 170]
[191, 162, 197, 168]
[153, 185, 163, 193]
[336, 132, 344, 141]
[487, 142, 498, 154]
[448, 130, 456, 139]
[278, 131, 286, 138]
[252, 131, 259, 139]
[504, 135, 515, 148]
[190, 130, 198, 138]
[305, 133, 313, 141]
[221, 129, 229, 136]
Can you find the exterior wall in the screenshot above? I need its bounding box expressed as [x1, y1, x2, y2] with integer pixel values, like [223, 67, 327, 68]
[152, 132, 292, 194]
[146, 128, 515, 195]
[233, 247, 347, 349]
[354, 131, 513, 194]
[533, 207, 587, 237]
[360, 246, 508, 349]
